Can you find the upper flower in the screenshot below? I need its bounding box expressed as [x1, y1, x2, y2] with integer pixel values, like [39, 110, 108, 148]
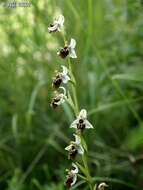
[65, 163, 79, 188]
[65, 134, 84, 160]
[52, 65, 70, 89]
[48, 14, 64, 33]
[70, 109, 93, 131]
[50, 87, 67, 109]
[57, 38, 77, 59]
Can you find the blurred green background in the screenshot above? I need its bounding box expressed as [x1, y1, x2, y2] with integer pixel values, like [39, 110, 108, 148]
[0, 0, 143, 189]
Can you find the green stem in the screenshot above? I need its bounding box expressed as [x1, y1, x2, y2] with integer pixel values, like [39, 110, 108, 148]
[78, 174, 87, 181]
[66, 95, 76, 115]
[68, 58, 79, 115]
[82, 153, 93, 190]
[61, 32, 79, 115]
[68, 58, 93, 189]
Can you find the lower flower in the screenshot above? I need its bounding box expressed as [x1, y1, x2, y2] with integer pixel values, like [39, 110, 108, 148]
[65, 163, 78, 188]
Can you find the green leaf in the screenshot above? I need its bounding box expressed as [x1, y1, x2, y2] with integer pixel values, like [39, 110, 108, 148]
[125, 126, 143, 150]
[112, 65, 143, 82]
[112, 73, 143, 82]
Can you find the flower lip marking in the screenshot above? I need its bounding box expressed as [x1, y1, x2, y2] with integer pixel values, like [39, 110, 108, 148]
[70, 109, 93, 131]
[48, 14, 64, 33]
[52, 66, 70, 89]
[57, 38, 77, 59]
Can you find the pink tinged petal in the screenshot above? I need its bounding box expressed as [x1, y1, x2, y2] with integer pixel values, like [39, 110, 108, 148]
[70, 119, 79, 128]
[62, 75, 70, 84]
[85, 120, 94, 129]
[61, 65, 70, 83]
[71, 174, 77, 186]
[57, 14, 64, 27]
[69, 49, 77, 59]
[79, 109, 87, 119]
[69, 38, 76, 49]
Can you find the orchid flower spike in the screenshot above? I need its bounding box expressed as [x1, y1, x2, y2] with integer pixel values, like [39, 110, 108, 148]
[50, 87, 67, 109]
[57, 38, 77, 59]
[48, 14, 64, 33]
[65, 163, 79, 188]
[70, 109, 93, 132]
[53, 65, 70, 89]
[65, 134, 84, 160]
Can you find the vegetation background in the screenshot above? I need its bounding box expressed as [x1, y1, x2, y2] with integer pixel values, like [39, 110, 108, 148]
[0, 0, 143, 189]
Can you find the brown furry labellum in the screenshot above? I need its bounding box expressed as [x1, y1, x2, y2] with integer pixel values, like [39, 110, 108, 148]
[52, 74, 62, 89]
[65, 174, 74, 188]
[51, 95, 61, 109]
[58, 46, 69, 58]
[77, 119, 86, 131]
[68, 145, 78, 160]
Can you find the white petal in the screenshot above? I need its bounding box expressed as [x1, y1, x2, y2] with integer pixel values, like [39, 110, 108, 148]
[71, 163, 79, 174]
[70, 119, 78, 128]
[48, 24, 58, 32]
[65, 144, 72, 151]
[69, 38, 76, 49]
[85, 120, 94, 129]
[74, 134, 81, 145]
[79, 109, 87, 119]
[57, 14, 64, 26]
[62, 75, 70, 84]
[69, 49, 77, 59]
[77, 144, 84, 155]
[61, 65, 68, 75]
[71, 174, 77, 186]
